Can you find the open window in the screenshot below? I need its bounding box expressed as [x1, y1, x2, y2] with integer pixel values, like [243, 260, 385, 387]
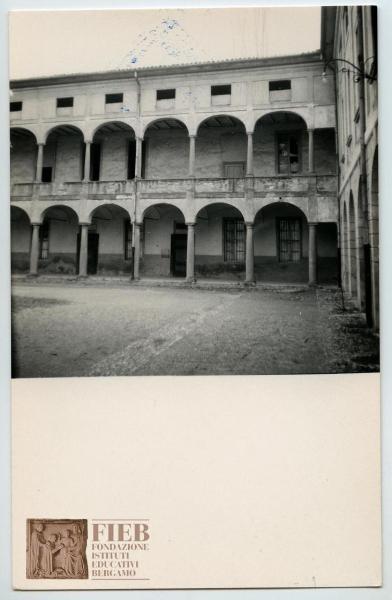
[277, 132, 301, 174]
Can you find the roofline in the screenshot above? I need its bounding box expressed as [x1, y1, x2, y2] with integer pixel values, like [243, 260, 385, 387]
[10, 51, 323, 89]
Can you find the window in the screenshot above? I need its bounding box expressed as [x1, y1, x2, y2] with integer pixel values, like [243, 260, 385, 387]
[124, 221, 133, 260]
[269, 80, 291, 102]
[223, 219, 245, 263]
[41, 166, 53, 183]
[224, 163, 245, 178]
[57, 97, 74, 108]
[105, 93, 123, 104]
[10, 101, 22, 112]
[211, 84, 231, 96]
[278, 218, 301, 262]
[157, 89, 176, 101]
[39, 221, 50, 260]
[269, 80, 291, 92]
[277, 132, 301, 174]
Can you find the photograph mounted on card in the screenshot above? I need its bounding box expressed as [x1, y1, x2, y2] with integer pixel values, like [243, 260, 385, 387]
[9, 4, 381, 591]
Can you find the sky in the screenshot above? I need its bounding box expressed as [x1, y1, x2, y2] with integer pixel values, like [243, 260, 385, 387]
[9, 7, 321, 79]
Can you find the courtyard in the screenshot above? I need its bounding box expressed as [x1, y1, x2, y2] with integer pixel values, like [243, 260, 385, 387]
[11, 282, 379, 378]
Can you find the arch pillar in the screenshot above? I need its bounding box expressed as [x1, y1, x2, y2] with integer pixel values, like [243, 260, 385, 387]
[245, 221, 255, 283]
[133, 222, 142, 280]
[186, 222, 196, 282]
[29, 223, 41, 275]
[188, 135, 196, 177]
[135, 137, 143, 178]
[78, 223, 90, 278]
[308, 222, 318, 285]
[83, 141, 92, 182]
[308, 129, 315, 173]
[35, 143, 45, 183]
[246, 132, 254, 177]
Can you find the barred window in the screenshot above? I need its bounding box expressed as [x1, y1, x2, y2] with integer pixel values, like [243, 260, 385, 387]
[223, 218, 245, 263]
[278, 218, 301, 262]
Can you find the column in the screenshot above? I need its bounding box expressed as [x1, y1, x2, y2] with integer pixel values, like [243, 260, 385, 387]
[29, 223, 40, 276]
[245, 222, 255, 283]
[308, 222, 318, 285]
[135, 137, 143, 178]
[83, 141, 91, 182]
[35, 143, 44, 182]
[78, 223, 89, 277]
[188, 135, 196, 177]
[246, 132, 254, 176]
[308, 128, 315, 173]
[186, 222, 196, 282]
[133, 222, 141, 280]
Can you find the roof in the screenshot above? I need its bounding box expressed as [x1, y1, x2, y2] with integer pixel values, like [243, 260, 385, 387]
[10, 51, 323, 89]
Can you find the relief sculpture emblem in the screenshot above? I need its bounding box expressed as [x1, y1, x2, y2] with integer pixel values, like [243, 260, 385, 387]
[26, 519, 88, 579]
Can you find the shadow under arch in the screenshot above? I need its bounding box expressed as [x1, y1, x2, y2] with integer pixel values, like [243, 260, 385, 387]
[11, 206, 32, 274]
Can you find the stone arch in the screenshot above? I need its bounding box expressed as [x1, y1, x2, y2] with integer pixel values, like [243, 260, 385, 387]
[195, 114, 247, 135]
[88, 202, 133, 223]
[44, 124, 85, 144]
[91, 120, 136, 140]
[142, 117, 189, 138]
[10, 127, 38, 144]
[141, 202, 186, 223]
[253, 108, 310, 132]
[194, 200, 247, 223]
[38, 204, 81, 224]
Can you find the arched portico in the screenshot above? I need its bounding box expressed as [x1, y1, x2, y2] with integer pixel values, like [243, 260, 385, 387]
[42, 126, 85, 183]
[32, 205, 80, 275]
[138, 203, 187, 278]
[252, 201, 337, 284]
[195, 115, 248, 178]
[10, 128, 38, 183]
[83, 204, 133, 276]
[11, 206, 31, 273]
[369, 147, 379, 327]
[143, 119, 189, 179]
[90, 121, 136, 182]
[194, 203, 247, 281]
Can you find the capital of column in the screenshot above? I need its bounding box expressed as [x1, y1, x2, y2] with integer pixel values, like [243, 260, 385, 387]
[186, 222, 195, 227]
[188, 134, 196, 139]
[79, 222, 91, 227]
[245, 221, 254, 228]
[134, 221, 143, 228]
[31, 222, 41, 227]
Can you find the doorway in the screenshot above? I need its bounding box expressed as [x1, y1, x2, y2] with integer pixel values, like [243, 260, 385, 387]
[171, 233, 187, 277]
[77, 232, 99, 275]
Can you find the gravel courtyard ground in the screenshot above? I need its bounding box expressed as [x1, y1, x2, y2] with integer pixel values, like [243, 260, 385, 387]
[11, 282, 380, 378]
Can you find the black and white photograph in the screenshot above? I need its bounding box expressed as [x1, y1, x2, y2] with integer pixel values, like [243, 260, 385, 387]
[9, 5, 379, 378]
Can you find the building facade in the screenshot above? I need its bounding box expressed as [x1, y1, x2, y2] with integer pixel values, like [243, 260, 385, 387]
[322, 6, 378, 328]
[10, 51, 339, 285]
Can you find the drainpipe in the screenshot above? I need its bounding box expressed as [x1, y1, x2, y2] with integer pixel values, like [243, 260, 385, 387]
[357, 6, 368, 238]
[132, 70, 141, 280]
